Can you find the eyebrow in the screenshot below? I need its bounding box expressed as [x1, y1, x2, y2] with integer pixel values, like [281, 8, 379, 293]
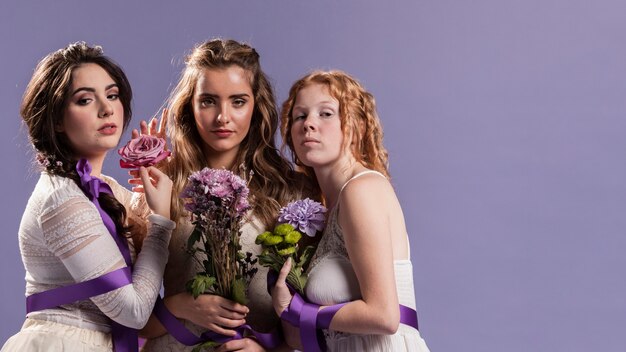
[71, 83, 118, 96]
[293, 101, 336, 110]
[197, 92, 251, 99]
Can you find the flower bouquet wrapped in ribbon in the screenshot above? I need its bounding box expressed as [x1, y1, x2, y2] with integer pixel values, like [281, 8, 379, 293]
[181, 167, 257, 306]
[118, 135, 170, 169]
[181, 168, 258, 351]
[256, 198, 326, 294]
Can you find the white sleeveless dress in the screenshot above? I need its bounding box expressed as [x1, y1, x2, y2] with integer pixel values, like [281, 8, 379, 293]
[305, 170, 430, 352]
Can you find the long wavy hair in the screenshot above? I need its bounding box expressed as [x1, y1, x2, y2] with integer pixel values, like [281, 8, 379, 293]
[165, 38, 306, 228]
[21, 42, 133, 236]
[281, 70, 390, 186]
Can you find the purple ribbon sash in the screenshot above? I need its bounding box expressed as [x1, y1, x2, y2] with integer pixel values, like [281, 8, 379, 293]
[153, 296, 282, 349]
[25, 159, 138, 352]
[280, 292, 420, 352]
[26, 267, 132, 313]
[77, 159, 132, 267]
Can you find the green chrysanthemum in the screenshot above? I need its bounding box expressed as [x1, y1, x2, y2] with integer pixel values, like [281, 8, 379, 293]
[283, 230, 302, 244]
[274, 223, 295, 237]
[263, 234, 284, 246]
[255, 231, 272, 245]
[277, 246, 297, 256]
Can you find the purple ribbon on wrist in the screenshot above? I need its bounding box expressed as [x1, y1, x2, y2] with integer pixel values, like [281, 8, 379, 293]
[280, 291, 419, 352]
[280, 290, 304, 326]
[26, 159, 138, 352]
[153, 295, 282, 349]
[280, 292, 344, 352]
[298, 300, 323, 351]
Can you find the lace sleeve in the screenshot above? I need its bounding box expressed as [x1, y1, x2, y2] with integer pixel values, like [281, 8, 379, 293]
[40, 195, 174, 329]
[127, 192, 152, 251]
[102, 175, 146, 254]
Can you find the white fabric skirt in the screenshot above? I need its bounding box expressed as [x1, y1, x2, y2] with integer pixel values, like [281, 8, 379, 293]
[1, 318, 113, 352]
[324, 325, 430, 352]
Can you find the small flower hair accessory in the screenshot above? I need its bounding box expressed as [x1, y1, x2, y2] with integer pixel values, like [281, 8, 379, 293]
[118, 135, 170, 169]
[36, 153, 62, 169]
[36, 153, 52, 168]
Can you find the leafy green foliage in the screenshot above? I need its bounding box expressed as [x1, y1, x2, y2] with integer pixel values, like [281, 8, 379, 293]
[186, 274, 216, 299]
[231, 278, 248, 305]
[191, 340, 219, 352]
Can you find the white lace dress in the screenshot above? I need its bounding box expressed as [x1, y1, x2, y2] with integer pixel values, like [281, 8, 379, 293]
[139, 206, 280, 352]
[2, 172, 175, 352]
[304, 171, 430, 352]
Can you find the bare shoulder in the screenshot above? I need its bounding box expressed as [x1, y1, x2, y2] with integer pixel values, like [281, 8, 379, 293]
[338, 172, 399, 226]
[338, 172, 409, 259]
[340, 172, 395, 203]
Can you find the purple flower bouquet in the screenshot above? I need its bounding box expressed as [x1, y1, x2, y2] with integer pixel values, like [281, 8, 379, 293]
[181, 168, 257, 305]
[256, 198, 326, 294]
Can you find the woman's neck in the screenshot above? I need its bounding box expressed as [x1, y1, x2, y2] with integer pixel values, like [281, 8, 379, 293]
[314, 158, 366, 210]
[84, 154, 106, 177]
[204, 147, 239, 170]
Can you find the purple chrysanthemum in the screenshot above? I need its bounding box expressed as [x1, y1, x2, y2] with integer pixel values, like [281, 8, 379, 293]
[181, 168, 250, 217]
[278, 198, 327, 237]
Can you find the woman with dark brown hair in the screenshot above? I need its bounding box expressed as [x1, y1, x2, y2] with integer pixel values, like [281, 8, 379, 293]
[1, 42, 175, 351]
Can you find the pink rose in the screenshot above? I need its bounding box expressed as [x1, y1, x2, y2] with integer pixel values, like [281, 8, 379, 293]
[118, 135, 171, 169]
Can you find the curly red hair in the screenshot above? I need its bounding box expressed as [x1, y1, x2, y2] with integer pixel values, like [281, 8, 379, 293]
[281, 70, 390, 180]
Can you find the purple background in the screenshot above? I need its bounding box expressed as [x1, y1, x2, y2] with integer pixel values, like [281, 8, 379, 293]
[1, 1, 625, 351]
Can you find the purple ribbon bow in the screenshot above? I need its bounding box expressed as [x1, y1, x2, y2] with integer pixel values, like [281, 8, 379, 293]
[77, 159, 132, 267]
[26, 159, 138, 352]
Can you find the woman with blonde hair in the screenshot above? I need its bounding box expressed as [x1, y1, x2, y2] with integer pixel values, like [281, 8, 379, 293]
[272, 70, 430, 351]
[133, 39, 311, 352]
